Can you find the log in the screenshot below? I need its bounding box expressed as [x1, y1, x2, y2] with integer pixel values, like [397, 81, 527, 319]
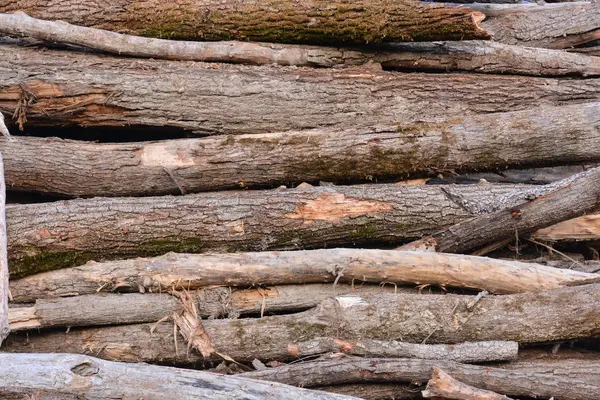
[533, 213, 600, 242]
[3, 101, 600, 196]
[5, 183, 537, 278]
[0, 0, 491, 44]
[2, 44, 600, 134]
[401, 166, 600, 253]
[289, 338, 518, 363]
[0, 13, 596, 77]
[0, 353, 357, 400]
[7, 249, 595, 302]
[479, 2, 600, 49]
[422, 368, 513, 400]
[241, 357, 598, 400]
[8, 284, 407, 329]
[0, 153, 7, 345]
[5, 284, 600, 363]
[313, 384, 419, 400]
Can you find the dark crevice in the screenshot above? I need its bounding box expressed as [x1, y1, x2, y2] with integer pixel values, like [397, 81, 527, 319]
[6, 124, 198, 143]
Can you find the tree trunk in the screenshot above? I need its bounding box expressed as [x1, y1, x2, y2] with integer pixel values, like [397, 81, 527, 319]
[4, 101, 600, 196]
[0, 13, 597, 77]
[2, 44, 600, 135]
[241, 357, 598, 400]
[479, 2, 600, 49]
[7, 249, 594, 302]
[5, 182, 576, 278]
[0, 353, 357, 400]
[9, 284, 407, 329]
[4, 284, 600, 363]
[0, 0, 491, 44]
[401, 166, 600, 253]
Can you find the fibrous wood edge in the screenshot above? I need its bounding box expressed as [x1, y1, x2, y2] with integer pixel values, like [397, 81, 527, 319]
[0, 353, 358, 400]
[9, 179, 599, 278]
[3, 102, 600, 196]
[422, 367, 513, 399]
[0, 13, 596, 77]
[401, 166, 600, 253]
[8, 248, 596, 302]
[2, 44, 600, 135]
[4, 284, 600, 363]
[244, 358, 586, 399]
[532, 213, 600, 242]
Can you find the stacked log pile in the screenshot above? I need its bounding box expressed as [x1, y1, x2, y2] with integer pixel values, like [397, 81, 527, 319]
[0, 1, 599, 398]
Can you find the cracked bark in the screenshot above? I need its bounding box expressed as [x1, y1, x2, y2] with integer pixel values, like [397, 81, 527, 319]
[1, 44, 600, 135]
[4, 284, 600, 363]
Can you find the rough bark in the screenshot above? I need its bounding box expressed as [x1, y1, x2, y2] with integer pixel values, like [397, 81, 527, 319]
[0, 353, 357, 400]
[242, 357, 596, 400]
[422, 368, 513, 400]
[2, 44, 600, 135]
[402, 166, 600, 253]
[6, 183, 543, 278]
[4, 101, 600, 196]
[314, 384, 419, 400]
[479, 2, 600, 48]
[7, 249, 595, 302]
[0, 0, 491, 44]
[290, 338, 518, 363]
[8, 284, 407, 329]
[4, 284, 600, 363]
[0, 13, 596, 77]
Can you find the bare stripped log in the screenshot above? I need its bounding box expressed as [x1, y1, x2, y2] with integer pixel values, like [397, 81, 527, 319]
[0, 0, 491, 44]
[0, 13, 596, 77]
[0, 353, 357, 400]
[8, 249, 595, 302]
[2, 45, 600, 134]
[533, 213, 600, 242]
[4, 102, 600, 196]
[9, 284, 406, 329]
[402, 166, 600, 253]
[479, 2, 600, 48]
[242, 358, 596, 400]
[422, 368, 513, 400]
[291, 338, 518, 363]
[5, 284, 600, 363]
[6, 183, 539, 278]
[0, 153, 7, 345]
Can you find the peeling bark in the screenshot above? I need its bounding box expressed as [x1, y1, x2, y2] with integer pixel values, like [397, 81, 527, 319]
[1, 44, 600, 134]
[4, 284, 600, 363]
[3, 101, 600, 197]
[0, 353, 357, 400]
[7, 249, 595, 302]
